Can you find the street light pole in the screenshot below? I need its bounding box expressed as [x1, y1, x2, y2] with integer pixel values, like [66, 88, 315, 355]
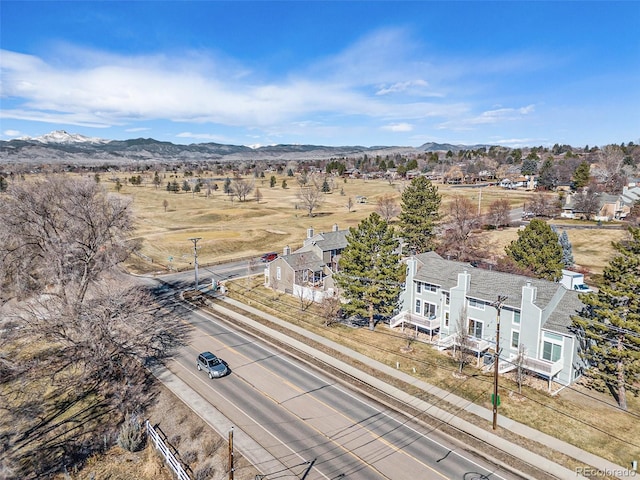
[492, 295, 507, 430]
[188, 237, 202, 291]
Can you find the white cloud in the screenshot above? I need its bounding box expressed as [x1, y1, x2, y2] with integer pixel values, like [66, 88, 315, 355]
[3, 129, 21, 137]
[382, 123, 413, 132]
[176, 132, 230, 143]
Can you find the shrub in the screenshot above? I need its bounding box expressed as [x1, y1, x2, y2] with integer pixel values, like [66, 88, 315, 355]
[116, 413, 145, 452]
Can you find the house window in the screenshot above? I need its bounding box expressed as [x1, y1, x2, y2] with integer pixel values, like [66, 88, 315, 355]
[444, 312, 449, 327]
[443, 292, 450, 305]
[276, 267, 281, 281]
[415, 299, 421, 315]
[469, 298, 485, 310]
[542, 332, 563, 362]
[416, 282, 422, 294]
[424, 283, 437, 292]
[468, 318, 483, 338]
[511, 330, 520, 349]
[513, 310, 521, 324]
[424, 302, 436, 318]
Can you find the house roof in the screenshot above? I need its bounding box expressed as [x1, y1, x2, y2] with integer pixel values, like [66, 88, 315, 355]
[543, 289, 585, 335]
[412, 252, 568, 313]
[280, 252, 326, 272]
[303, 229, 349, 252]
[621, 186, 640, 206]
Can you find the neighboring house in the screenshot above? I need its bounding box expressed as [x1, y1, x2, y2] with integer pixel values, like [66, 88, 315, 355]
[561, 192, 627, 220]
[265, 225, 349, 301]
[619, 185, 640, 218]
[391, 252, 586, 389]
[499, 175, 536, 190]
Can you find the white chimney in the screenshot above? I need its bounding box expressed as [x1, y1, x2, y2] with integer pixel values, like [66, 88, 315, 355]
[332, 223, 339, 232]
[283, 245, 291, 256]
[307, 226, 314, 238]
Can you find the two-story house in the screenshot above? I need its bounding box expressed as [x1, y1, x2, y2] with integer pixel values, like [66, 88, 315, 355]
[392, 252, 586, 390]
[265, 225, 348, 301]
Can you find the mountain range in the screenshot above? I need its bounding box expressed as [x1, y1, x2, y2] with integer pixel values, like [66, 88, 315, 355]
[1, 130, 496, 165]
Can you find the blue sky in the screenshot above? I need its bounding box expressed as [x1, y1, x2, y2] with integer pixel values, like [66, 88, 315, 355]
[1, 1, 639, 148]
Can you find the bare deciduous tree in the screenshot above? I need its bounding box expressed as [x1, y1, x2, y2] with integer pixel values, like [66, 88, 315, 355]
[297, 184, 323, 217]
[486, 198, 511, 229]
[454, 307, 473, 374]
[346, 196, 354, 212]
[0, 176, 187, 477]
[573, 183, 601, 220]
[593, 145, 626, 193]
[376, 193, 400, 222]
[320, 292, 342, 327]
[231, 177, 255, 202]
[439, 195, 483, 261]
[514, 343, 528, 394]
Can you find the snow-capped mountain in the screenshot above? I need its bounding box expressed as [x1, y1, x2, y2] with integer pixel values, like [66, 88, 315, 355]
[18, 130, 109, 145]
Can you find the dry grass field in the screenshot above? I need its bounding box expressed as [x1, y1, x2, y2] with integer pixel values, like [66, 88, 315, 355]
[103, 171, 627, 276]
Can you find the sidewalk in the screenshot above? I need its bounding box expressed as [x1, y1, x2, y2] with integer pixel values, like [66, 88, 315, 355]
[208, 295, 630, 480]
[150, 364, 287, 478]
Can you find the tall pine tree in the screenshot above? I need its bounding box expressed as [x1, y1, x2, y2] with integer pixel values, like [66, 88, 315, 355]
[334, 213, 404, 331]
[398, 176, 441, 254]
[559, 230, 574, 267]
[505, 219, 564, 281]
[572, 227, 640, 410]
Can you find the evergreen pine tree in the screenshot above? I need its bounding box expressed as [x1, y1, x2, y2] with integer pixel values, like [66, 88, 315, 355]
[573, 161, 591, 189]
[505, 219, 564, 281]
[321, 178, 331, 193]
[334, 213, 404, 331]
[572, 227, 640, 410]
[559, 230, 574, 267]
[398, 176, 441, 254]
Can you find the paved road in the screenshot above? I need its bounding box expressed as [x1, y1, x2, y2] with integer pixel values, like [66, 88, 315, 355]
[151, 280, 519, 480]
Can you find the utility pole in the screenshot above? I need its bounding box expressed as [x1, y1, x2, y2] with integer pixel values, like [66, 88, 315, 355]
[188, 237, 201, 291]
[228, 426, 234, 480]
[492, 295, 507, 430]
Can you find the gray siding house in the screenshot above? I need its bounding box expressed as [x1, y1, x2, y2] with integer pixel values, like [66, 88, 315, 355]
[265, 225, 348, 301]
[392, 252, 586, 388]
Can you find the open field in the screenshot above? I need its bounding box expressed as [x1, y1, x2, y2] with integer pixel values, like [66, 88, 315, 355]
[97, 172, 628, 276]
[225, 276, 640, 471]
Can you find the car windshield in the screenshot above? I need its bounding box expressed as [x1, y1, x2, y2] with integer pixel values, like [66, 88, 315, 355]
[208, 358, 221, 366]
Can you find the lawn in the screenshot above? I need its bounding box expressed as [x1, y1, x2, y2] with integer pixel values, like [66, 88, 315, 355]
[102, 171, 627, 276]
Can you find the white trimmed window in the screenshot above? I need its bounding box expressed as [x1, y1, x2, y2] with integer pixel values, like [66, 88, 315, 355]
[276, 266, 281, 281]
[468, 318, 483, 338]
[513, 310, 521, 324]
[542, 332, 563, 362]
[511, 330, 520, 349]
[424, 282, 437, 292]
[468, 298, 485, 310]
[415, 299, 421, 315]
[424, 302, 436, 318]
